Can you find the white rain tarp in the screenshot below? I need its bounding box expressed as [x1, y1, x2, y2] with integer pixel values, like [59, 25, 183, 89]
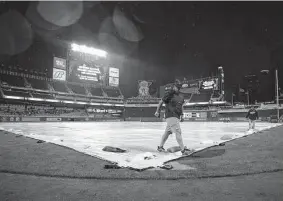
[0, 122, 280, 170]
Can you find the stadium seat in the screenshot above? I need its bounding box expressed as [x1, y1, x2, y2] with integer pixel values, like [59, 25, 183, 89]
[190, 90, 212, 103]
[55, 94, 75, 101]
[0, 74, 26, 88]
[88, 86, 104, 97]
[51, 81, 69, 93]
[103, 87, 121, 98]
[27, 78, 49, 90]
[67, 83, 87, 95]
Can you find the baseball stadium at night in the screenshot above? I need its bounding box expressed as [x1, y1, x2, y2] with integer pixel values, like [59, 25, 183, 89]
[0, 1, 283, 200]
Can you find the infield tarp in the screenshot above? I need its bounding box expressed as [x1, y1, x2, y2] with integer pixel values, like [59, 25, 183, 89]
[0, 122, 281, 170]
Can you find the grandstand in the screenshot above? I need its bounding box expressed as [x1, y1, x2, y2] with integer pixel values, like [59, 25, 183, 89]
[0, 74, 26, 88]
[0, 103, 88, 117]
[103, 87, 122, 98]
[2, 34, 279, 123]
[51, 81, 69, 93]
[87, 85, 104, 97]
[159, 76, 224, 105]
[1, 70, 282, 123]
[27, 77, 49, 90]
[189, 90, 212, 103]
[1, 55, 280, 123]
[126, 96, 160, 104]
[0, 69, 124, 114]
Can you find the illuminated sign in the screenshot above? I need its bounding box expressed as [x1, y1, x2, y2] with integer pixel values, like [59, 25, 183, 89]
[183, 112, 207, 119]
[53, 57, 66, 70]
[78, 75, 98, 81]
[86, 108, 123, 113]
[53, 68, 66, 81]
[78, 64, 101, 75]
[201, 80, 216, 90]
[76, 64, 101, 81]
[182, 80, 200, 88]
[109, 77, 119, 87]
[109, 67, 119, 78]
[183, 112, 200, 119]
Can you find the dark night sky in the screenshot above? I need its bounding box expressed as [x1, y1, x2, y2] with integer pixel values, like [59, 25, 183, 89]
[0, 1, 283, 98]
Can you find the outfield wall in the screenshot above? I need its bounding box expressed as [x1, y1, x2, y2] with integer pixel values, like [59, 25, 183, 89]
[1, 108, 282, 123]
[183, 108, 283, 122]
[0, 116, 123, 122]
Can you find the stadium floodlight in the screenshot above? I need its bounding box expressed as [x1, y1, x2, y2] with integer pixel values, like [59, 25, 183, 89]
[260, 69, 280, 121]
[71, 43, 107, 58]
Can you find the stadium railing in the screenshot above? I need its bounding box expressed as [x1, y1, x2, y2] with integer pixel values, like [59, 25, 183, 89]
[103, 87, 122, 98]
[66, 83, 86, 95]
[0, 71, 125, 106]
[2, 88, 31, 98]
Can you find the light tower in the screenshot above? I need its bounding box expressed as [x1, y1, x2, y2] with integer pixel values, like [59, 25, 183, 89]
[218, 66, 224, 101]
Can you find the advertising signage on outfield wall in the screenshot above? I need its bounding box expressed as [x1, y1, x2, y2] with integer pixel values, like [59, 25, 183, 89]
[0, 116, 21, 122]
[181, 80, 200, 88]
[180, 80, 201, 94]
[22, 117, 40, 122]
[183, 112, 207, 119]
[180, 78, 219, 91]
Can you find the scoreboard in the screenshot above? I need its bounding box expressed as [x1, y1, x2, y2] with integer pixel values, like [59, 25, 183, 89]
[73, 63, 101, 82]
[66, 46, 119, 86]
[52, 44, 120, 86]
[67, 50, 106, 84]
